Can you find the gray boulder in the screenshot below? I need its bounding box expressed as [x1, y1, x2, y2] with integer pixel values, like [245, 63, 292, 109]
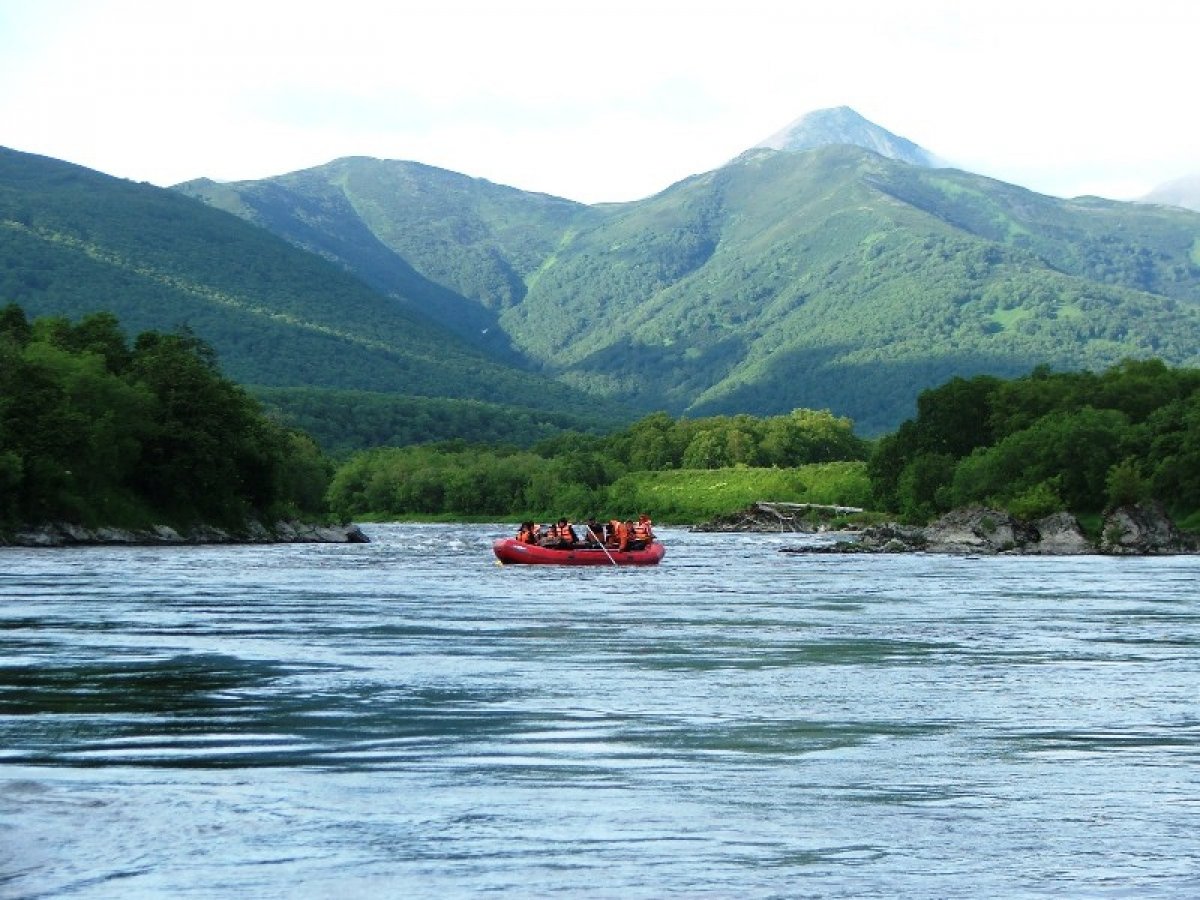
[922, 507, 1039, 554]
[693, 501, 863, 533]
[853, 522, 927, 552]
[1099, 502, 1195, 554]
[792, 507, 1093, 555]
[1027, 511, 1092, 555]
[271, 521, 370, 543]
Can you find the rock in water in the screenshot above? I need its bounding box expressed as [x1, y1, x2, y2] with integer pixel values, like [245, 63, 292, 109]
[1028, 512, 1091, 555]
[1, 520, 371, 547]
[921, 507, 1038, 554]
[1099, 502, 1194, 554]
[692, 501, 863, 533]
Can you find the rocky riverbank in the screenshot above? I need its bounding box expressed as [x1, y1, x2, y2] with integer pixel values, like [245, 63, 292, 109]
[781, 503, 1198, 556]
[1, 520, 370, 547]
[692, 501, 865, 533]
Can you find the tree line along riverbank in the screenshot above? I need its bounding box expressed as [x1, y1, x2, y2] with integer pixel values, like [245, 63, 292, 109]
[0, 304, 334, 541]
[5, 305, 1200, 545]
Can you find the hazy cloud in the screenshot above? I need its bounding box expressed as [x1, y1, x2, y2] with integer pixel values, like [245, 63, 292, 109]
[0, 0, 1196, 202]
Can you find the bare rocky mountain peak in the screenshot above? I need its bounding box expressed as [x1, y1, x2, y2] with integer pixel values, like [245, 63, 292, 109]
[1141, 172, 1200, 212]
[751, 105, 941, 168]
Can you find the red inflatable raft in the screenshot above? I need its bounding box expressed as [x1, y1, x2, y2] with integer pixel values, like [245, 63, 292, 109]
[493, 538, 665, 566]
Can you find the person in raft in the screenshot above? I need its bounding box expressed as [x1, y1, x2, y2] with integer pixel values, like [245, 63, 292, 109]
[583, 518, 606, 547]
[607, 517, 653, 551]
[607, 519, 633, 551]
[534, 522, 557, 546]
[516, 522, 538, 544]
[528, 518, 578, 549]
[631, 513, 654, 549]
[555, 517, 580, 547]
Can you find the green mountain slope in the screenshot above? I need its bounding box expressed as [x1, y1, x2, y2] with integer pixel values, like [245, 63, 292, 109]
[505, 148, 1200, 431]
[0, 146, 621, 436]
[177, 158, 597, 356]
[174, 141, 1200, 435]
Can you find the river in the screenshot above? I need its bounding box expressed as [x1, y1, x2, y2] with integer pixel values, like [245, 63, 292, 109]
[2, 524, 1198, 898]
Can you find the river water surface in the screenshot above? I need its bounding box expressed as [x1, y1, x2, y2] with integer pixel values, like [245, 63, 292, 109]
[2, 524, 1199, 898]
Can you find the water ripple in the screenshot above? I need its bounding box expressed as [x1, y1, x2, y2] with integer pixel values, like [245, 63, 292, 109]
[2, 525, 1199, 897]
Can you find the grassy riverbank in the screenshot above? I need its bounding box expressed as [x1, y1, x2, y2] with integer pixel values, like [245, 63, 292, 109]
[605, 463, 874, 524]
[348, 463, 876, 526]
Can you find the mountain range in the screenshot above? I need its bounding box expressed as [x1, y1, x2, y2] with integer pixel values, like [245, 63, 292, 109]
[4, 107, 1200, 443]
[0, 146, 624, 448]
[175, 109, 1200, 434]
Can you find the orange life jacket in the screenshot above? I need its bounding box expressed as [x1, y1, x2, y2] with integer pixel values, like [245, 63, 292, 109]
[616, 520, 631, 551]
[607, 520, 622, 547]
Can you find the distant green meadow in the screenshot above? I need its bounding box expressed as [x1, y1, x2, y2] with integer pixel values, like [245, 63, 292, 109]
[606, 463, 873, 523]
[353, 463, 875, 526]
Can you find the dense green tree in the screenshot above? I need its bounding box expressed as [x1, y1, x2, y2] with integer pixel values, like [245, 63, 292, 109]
[1146, 394, 1200, 510]
[603, 408, 865, 473]
[868, 377, 998, 515]
[1106, 457, 1149, 508]
[128, 330, 269, 523]
[1092, 358, 1200, 423]
[760, 409, 867, 465]
[896, 452, 957, 522]
[0, 303, 32, 346]
[869, 360, 1200, 519]
[1005, 479, 1067, 520]
[678, 428, 726, 469]
[615, 412, 686, 470]
[914, 375, 1002, 457]
[867, 420, 920, 512]
[34, 311, 132, 373]
[0, 306, 332, 530]
[950, 407, 1132, 511]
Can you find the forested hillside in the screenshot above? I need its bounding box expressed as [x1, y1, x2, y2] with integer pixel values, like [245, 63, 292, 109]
[0, 146, 627, 446]
[251, 386, 613, 455]
[9, 123, 1200, 444]
[178, 158, 596, 355]
[523, 147, 1200, 431]
[178, 143, 1200, 434]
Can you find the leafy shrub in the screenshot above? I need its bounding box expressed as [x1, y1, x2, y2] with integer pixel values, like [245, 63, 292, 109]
[1006, 479, 1066, 520]
[1105, 458, 1148, 509]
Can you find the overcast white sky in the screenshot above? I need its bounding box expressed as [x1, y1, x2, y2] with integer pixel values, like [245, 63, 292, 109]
[1, 0, 1197, 204]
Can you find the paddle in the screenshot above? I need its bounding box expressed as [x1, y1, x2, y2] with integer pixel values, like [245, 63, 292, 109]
[587, 525, 618, 567]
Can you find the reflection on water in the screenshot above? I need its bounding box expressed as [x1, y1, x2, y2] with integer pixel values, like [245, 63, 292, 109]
[3, 525, 1200, 898]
